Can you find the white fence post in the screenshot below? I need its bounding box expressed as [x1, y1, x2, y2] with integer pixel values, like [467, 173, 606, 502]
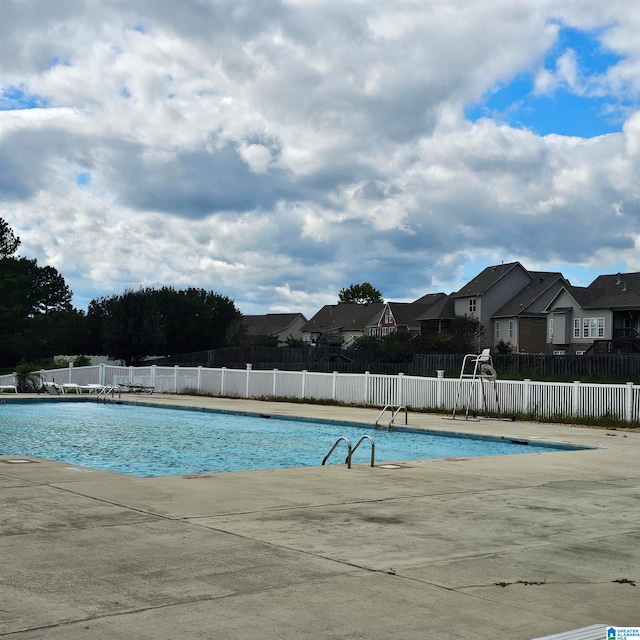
[151, 365, 157, 390]
[129, 366, 134, 383]
[246, 364, 252, 399]
[301, 370, 307, 399]
[398, 372, 404, 406]
[272, 369, 278, 397]
[68, 362, 74, 383]
[572, 381, 581, 417]
[365, 371, 371, 404]
[221, 367, 226, 395]
[332, 371, 338, 401]
[174, 366, 179, 393]
[436, 370, 444, 408]
[197, 366, 202, 393]
[99, 363, 105, 386]
[626, 381, 634, 422]
[523, 379, 531, 414]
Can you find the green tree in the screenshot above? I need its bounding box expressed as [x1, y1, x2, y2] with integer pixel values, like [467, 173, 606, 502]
[338, 282, 383, 304]
[88, 287, 242, 365]
[97, 289, 167, 365]
[0, 217, 20, 258]
[0, 256, 78, 366]
[448, 315, 485, 353]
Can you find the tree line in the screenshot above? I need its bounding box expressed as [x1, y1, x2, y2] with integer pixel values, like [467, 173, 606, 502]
[0, 218, 242, 368]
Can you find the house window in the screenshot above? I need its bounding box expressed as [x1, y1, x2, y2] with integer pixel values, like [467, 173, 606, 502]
[495, 322, 500, 338]
[508, 321, 514, 339]
[469, 298, 477, 314]
[581, 317, 605, 338]
[574, 318, 580, 339]
[548, 318, 554, 338]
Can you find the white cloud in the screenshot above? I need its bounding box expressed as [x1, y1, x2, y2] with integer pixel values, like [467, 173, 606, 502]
[1, 1, 640, 319]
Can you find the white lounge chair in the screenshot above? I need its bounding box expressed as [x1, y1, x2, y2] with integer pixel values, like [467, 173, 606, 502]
[0, 384, 18, 393]
[62, 383, 83, 394]
[80, 384, 107, 393]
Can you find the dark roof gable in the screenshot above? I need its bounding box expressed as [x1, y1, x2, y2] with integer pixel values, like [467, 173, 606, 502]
[243, 313, 306, 336]
[451, 262, 526, 298]
[492, 272, 565, 318]
[583, 272, 640, 309]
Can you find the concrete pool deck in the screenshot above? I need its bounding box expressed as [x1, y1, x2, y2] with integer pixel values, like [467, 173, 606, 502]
[1, 394, 639, 639]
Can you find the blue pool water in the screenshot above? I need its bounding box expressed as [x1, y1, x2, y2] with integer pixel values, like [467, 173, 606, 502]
[0, 402, 577, 477]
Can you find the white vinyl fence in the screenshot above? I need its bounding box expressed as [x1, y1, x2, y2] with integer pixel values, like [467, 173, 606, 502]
[2, 363, 639, 424]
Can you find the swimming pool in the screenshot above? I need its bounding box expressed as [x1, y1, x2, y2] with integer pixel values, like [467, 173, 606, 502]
[0, 401, 579, 477]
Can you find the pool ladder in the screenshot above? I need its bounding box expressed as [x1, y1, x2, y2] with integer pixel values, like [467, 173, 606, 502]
[375, 405, 408, 431]
[96, 385, 121, 402]
[322, 435, 375, 469]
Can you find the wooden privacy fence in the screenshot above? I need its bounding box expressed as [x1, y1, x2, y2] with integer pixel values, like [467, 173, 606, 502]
[147, 349, 640, 380]
[4, 363, 639, 424]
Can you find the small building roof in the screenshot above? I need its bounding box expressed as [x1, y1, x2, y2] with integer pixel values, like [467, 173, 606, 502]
[583, 272, 640, 309]
[372, 302, 435, 329]
[301, 303, 384, 333]
[412, 292, 448, 305]
[242, 313, 306, 337]
[415, 295, 456, 321]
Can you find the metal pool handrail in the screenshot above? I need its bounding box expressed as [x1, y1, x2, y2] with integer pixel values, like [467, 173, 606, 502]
[350, 435, 375, 467]
[97, 385, 121, 402]
[375, 405, 408, 430]
[322, 436, 352, 468]
[322, 435, 376, 469]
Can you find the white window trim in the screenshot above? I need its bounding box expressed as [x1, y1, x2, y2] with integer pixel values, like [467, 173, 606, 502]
[579, 316, 605, 339]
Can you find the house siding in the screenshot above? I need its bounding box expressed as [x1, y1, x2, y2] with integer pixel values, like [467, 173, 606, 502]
[519, 317, 546, 353]
[456, 266, 532, 348]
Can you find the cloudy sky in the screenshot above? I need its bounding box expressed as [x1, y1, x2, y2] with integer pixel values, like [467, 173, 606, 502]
[2, 0, 640, 318]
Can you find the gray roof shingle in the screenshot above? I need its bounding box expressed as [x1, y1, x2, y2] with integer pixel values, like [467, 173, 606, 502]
[450, 262, 524, 298]
[243, 313, 306, 336]
[301, 303, 384, 333]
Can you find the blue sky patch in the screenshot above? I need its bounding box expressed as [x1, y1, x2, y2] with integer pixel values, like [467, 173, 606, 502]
[0, 86, 49, 111]
[76, 172, 91, 187]
[49, 56, 71, 68]
[465, 26, 632, 138]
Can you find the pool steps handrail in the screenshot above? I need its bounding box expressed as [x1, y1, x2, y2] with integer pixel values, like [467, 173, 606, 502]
[350, 435, 375, 468]
[375, 405, 408, 430]
[96, 385, 121, 402]
[322, 435, 375, 469]
[322, 436, 351, 467]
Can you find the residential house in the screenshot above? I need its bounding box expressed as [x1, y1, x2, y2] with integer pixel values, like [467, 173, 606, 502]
[450, 262, 533, 347]
[491, 272, 567, 353]
[544, 272, 640, 354]
[301, 303, 384, 348]
[240, 313, 307, 345]
[445, 262, 572, 352]
[366, 300, 443, 337]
